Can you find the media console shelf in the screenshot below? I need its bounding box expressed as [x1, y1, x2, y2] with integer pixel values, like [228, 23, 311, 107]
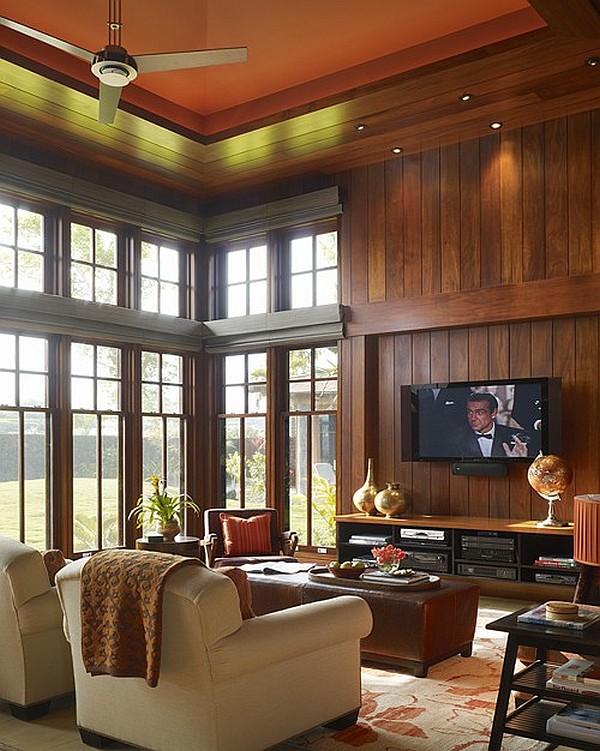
[336, 514, 576, 599]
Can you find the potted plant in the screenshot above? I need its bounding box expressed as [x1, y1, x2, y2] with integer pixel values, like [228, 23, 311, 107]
[128, 474, 200, 540]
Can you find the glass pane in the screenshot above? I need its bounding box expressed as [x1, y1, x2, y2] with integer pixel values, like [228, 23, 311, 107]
[97, 346, 120, 378]
[20, 373, 47, 408]
[159, 281, 179, 316]
[311, 417, 336, 547]
[0, 247, 14, 286]
[291, 273, 313, 309]
[248, 280, 267, 314]
[316, 268, 338, 305]
[314, 380, 338, 411]
[141, 242, 158, 276]
[101, 414, 120, 548]
[71, 343, 95, 376]
[225, 385, 245, 414]
[0, 204, 15, 245]
[166, 417, 182, 491]
[288, 415, 308, 544]
[142, 383, 160, 413]
[72, 413, 98, 553]
[97, 379, 120, 411]
[0, 333, 16, 369]
[71, 262, 93, 299]
[244, 417, 266, 508]
[315, 347, 337, 377]
[20, 336, 47, 373]
[160, 246, 179, 283]
[71, 223, 93, 262]
[0, 411, 20, 540]
[142, 416, 163, 490]
[227, 249, 247, 284]
[289, 349, 311, 380]
[141, 351, 160, 382]
[315, 231, 338, 268]
[17, 209, 43, 251]
[0, 372, 16, 406]
[96, 230, 117, 267]
[248, 244, 267, 280]
[225, 355, 245, 385]
[18, 251, 43, 291]
[290, 236, 313, 272]
[247, 353, 266, 382]
[23, 411, 48, 549]
[227, 284, 247, 317]
[162, 385, 182, 414]
[224, 418, 241, 504]
[71, 377, 95, 410]
[141, 277, 159, 312]
[95, 267, 117, 305]
[247, 384, 266, 413]
[289, 381, 311, 411]
[162, 354, 182, 384]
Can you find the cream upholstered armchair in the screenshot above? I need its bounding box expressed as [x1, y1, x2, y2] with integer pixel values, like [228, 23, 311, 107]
[56, 556, 372, 751]
[202, 507, 299, 568]
[0, 536, 74, 720]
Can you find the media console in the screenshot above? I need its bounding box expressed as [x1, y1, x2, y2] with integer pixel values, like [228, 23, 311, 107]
[336, 514, 577, 599]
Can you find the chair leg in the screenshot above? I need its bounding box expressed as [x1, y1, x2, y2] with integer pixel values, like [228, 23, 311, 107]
[324, 708, 360, 730]
[79, 728, 113, 748]
[9, 701, 50, 721]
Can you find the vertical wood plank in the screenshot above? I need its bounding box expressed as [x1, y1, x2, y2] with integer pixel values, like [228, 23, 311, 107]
[347, 166, 369, 304]
[367, 162, 386, 302]
[377, 335, 396, 484]
[412, 331, 432, 514]
[421, 149, 441, 296]
[499, 128, 523, 285]
[440, 143, 461, 293]
[480, 134, 502, 289]
[429, 329, 451, 515]
[592, 111, 600, 273]
[395, 334, 413, 495]
[522, 123, 546, 282]
[567, 112, 592, 276]
[384, 158, 404, 300]
[403, 153, 423, 297]
[553, 318, 577, 522]
[545, 117, 569, 278]
[459, 139, 481, 290]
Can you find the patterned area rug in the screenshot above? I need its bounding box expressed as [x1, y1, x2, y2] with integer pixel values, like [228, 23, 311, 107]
[281, 607, 564, 751]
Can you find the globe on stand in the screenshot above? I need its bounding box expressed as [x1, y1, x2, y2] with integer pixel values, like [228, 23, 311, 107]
[527, 453, 573, 528]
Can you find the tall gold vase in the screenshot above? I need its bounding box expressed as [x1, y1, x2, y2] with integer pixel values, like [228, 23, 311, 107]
[352, 458, 379, 516]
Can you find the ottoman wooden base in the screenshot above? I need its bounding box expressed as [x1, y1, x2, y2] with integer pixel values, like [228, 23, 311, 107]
[247, 572, 479, 677]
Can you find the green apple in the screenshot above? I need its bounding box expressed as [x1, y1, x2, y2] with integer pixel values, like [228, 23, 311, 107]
[340, 560, 353, 569]
[352, 561, 365, 568]
[329, 561, 340, 569]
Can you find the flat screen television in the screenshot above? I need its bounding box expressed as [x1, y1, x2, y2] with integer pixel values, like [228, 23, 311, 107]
[401, 377, 562, 464]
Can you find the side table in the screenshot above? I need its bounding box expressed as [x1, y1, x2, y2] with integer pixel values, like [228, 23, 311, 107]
[486, 606, 600, 751]
[135, 535, 201, 558]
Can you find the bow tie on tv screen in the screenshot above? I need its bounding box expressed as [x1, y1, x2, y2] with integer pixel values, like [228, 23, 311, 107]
[476, 432, 493, 439]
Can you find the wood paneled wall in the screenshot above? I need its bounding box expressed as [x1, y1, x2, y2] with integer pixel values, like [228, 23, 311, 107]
[338, 109, 600, 523]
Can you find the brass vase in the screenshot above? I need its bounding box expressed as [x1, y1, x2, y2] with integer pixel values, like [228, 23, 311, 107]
[374, 482, 409, 518]
[352, 458, 379, 516]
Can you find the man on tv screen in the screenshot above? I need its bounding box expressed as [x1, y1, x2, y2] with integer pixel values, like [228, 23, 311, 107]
[451, 391, 529, 458]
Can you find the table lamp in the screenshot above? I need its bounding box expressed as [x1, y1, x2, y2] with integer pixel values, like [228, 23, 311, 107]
[573, 494, 600, 605]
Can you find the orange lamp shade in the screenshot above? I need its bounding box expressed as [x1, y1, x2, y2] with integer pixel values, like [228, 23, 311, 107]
[573, 494, 600, 566]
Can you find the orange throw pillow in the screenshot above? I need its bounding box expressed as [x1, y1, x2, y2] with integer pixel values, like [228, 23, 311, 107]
[220, 512, 272, 556]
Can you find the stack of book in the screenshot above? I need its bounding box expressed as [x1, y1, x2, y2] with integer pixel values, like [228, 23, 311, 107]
[546, 658, 600, 697]
[534, 555, 578, 569]
[546, 702, 600, 742]
[533, 556, 580, 585]
[361, 569, 430, 586]
[516, 602, 600, 630]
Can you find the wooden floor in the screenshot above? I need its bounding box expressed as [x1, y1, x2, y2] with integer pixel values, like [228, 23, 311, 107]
[0, 596, 525, 751]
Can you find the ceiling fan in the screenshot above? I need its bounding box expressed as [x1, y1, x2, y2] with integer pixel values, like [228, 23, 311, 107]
[0, 0, 247, 125]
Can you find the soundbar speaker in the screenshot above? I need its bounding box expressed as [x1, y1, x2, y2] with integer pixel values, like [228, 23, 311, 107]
[451, 461, 508, 477]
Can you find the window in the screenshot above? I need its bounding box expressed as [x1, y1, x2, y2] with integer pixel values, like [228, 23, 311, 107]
[140, 238, 181, 315]
[221, 352, 267, 508]
[0, 200, 45, 291]
[224, 241, 268, 317]
[71, 342, 123, 553]
[289, 229, 338, 309]
[0, 332, 50, 548]
[287, 346, 337, 547]
[140, 351, 187, 531]
[70, 221, 118, 304]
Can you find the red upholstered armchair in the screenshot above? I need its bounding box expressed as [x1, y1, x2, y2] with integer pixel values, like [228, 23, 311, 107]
[202, 508, 299, 568]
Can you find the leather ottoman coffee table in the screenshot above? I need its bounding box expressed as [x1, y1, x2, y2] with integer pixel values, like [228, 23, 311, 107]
[246, 566, 479, 677]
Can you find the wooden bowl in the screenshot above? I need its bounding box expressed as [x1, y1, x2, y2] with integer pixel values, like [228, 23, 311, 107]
[328, 563, 366, 579]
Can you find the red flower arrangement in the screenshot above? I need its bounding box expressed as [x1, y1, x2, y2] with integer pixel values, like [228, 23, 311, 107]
[371, 544, 407, 568]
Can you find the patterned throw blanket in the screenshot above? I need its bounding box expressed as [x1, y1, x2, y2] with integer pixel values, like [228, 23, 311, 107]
[81, 549, 202, 687]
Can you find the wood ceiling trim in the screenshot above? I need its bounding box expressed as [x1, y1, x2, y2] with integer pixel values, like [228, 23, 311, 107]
[527, 0, 600, 37]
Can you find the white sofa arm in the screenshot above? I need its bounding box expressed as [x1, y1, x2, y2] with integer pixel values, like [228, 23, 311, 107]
[209, 595, 372, 680]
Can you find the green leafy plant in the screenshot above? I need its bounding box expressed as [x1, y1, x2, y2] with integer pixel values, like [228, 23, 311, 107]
[128, 474, 200, 529]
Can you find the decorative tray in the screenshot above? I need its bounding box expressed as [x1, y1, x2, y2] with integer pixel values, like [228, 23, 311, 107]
[308, 567, 441, 591]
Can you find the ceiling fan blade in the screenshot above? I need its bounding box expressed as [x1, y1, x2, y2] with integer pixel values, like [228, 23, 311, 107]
[135, 47, 247, 74]
[98, 82, 122, 124]
[0, 15, 95, 63]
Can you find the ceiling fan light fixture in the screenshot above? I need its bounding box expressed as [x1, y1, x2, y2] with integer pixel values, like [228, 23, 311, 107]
[92, 61, 138, 86]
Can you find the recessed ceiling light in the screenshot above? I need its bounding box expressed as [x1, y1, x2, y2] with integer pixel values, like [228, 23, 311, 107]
[586, 57, 600, 67]
[460, 93, 473, 101]
[355, 123, 367, 131]
[391, 147, 403, 154]
[489, 121, 503, 130]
